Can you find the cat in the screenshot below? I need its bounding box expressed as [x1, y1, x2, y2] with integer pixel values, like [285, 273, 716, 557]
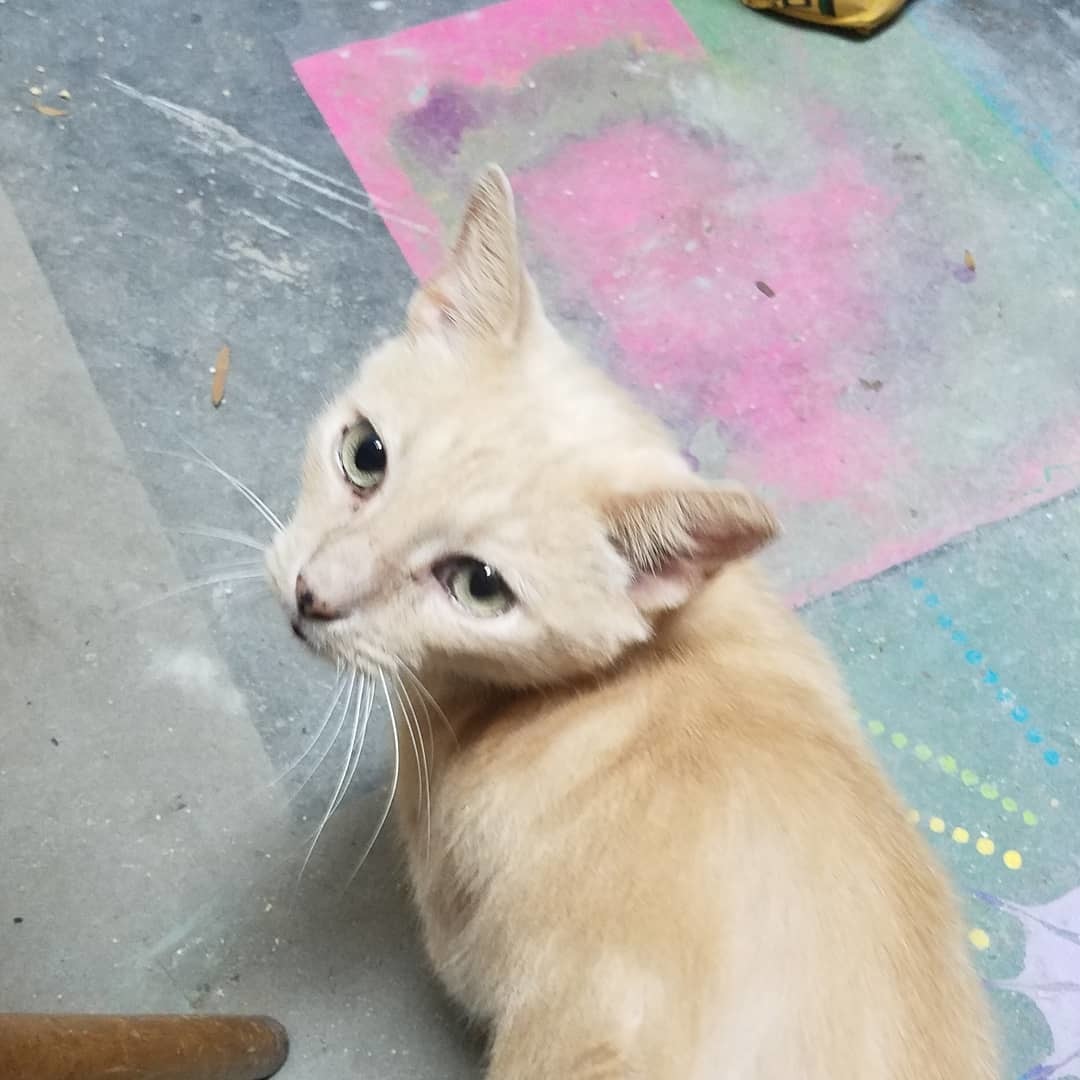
[266, 166, 997, 1079]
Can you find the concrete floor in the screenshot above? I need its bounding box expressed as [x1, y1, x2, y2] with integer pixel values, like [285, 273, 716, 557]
[1, 1, 1078, 1078]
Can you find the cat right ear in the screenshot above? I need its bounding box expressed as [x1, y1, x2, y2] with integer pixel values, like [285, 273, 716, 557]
[605, 484, 780, 614]
[407, 164, 531, 346]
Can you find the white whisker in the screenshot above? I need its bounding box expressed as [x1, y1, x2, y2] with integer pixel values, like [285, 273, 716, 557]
[394, 673, 431, 860]
[214, 578, 271, 609]
[314, 676, 376, 851]
[331, 674, 376, 818]
[289, 669, 355, 805]
[299, 671, 365, 881]
[390, 676, 426, 845]
[120, 569, 266, 615]
[399, 663, 457, 747]
[181, 440, 285, 533]
[266, 667, 347, 790]
[204, 558, 265, 574]
[345, 670, 400, 888]
[400, 671, 437, 775]
[148, 446, 284, 534]
[171, 525, 267, 551]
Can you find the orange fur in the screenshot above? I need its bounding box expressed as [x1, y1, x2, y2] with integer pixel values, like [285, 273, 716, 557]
[268, 167, 997, 1079]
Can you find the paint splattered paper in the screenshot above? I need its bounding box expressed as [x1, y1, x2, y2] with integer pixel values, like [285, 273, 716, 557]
[293, 0, 1080, 605]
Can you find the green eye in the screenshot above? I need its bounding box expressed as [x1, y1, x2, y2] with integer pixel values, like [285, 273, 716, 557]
[339, 419, 386, 491]
[438, 558, 515, 618]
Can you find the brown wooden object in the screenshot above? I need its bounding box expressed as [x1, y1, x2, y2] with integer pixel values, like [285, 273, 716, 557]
[0, 1013, 289, 1080]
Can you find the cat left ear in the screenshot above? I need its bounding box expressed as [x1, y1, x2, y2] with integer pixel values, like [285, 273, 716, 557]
[407, 164, 530, 346]
[605, 484, 780, 613]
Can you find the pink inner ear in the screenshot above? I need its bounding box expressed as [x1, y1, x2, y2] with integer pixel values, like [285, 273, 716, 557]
[628, 556, 703, 614]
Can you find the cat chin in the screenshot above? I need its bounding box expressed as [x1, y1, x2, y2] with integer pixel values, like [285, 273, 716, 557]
[291, 620, 394, 677]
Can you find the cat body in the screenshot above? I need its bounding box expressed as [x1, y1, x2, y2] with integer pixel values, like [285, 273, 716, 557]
[268, 167, 997, 1079]
[401, 569, 993, 1080]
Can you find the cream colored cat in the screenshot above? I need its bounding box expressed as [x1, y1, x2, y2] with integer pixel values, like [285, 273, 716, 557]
[267, 166, 997, 1079]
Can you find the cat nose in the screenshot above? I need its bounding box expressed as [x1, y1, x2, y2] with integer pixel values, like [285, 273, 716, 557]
[295, 572, 341, 621]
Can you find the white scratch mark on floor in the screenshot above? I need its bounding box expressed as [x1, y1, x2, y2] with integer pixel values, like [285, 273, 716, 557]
[138, 901, 215, 963]
[232, 206, 292, 238]
[100, 74, 431, 236]
[152, 648, 247, 718]
[1056, 7, 1080, 34]
[272, 191, 368, 236]
[218, 239, 309, 285]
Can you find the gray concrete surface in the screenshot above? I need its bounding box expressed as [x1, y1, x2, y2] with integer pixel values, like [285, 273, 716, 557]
[0, 184, 477, 1076]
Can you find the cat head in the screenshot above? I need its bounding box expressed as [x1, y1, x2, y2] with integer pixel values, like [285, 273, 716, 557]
[267, 166, 778, 687]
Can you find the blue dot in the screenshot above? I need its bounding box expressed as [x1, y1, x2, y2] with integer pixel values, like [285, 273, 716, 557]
[951, 630, 967, 644]
[984, 670, 999, 685]
[1026, 731, 1043, 744]
[911, 578, 925, 590]
[965, 650, 983, 665]
[925, 594, 940, 608]
[1045, 750, 1061, 766]
[1011, 706, 1029, 723]
[998, 688, 1013, 703]
[937, 615, 953, 629]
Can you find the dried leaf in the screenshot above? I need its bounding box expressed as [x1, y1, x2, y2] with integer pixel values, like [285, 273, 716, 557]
[963, 249, 976, 272]
[211, 345, 231, 407]
[755, 280, 776, 298]
[33, 102, 68, 117]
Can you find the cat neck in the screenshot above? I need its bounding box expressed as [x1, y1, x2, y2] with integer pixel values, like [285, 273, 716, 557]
[414, 562, 776, 746]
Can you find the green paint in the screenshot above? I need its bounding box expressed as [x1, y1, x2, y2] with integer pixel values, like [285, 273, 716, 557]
[673, 0, 1077, 198]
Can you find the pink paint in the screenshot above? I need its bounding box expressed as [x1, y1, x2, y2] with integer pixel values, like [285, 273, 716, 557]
[292, 0, 1079, 603]
[294, 0, 701, 275]
[514, 125, 895, 501]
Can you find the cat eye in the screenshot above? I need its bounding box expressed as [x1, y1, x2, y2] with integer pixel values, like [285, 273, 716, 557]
[339, 418, 387, 492]
[437, 557, 515, 618]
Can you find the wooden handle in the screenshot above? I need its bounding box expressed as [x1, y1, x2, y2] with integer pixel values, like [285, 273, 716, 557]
[0, 1013, 289, 1080]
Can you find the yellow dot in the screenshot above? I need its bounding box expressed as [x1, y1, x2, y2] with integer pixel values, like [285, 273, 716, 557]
[906, 808, 921, 824]
[929, 817, 946, 833]
[968, 928, 991, 951]
[975, 837, 995, 856]
[1001, 796, 1017, 812]
[914, 744, 933, 762]
[867, 720, 885, 736]
[1023, 810, 1039, 826]
[961, 769, 979, 786]
[1003, 850, 1023, 870]
[952, 827, 970, 844]
[891, 732, 909, 749]
[939, 755, 958, 775]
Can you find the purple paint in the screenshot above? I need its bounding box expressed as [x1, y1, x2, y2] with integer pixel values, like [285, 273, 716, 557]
[985, 886, 1080, 1078]
[399, 83, 484, 164]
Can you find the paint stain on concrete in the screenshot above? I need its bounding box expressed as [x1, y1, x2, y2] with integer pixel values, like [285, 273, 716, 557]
[399, 83, 485, 165]
[152, 649, 246, 718]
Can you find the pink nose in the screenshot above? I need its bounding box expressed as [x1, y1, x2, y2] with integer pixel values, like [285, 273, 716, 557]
[295, 573, 341, 621]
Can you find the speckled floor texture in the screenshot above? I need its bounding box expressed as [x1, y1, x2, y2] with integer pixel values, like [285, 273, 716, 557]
[1, 1, 1077, 1077]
